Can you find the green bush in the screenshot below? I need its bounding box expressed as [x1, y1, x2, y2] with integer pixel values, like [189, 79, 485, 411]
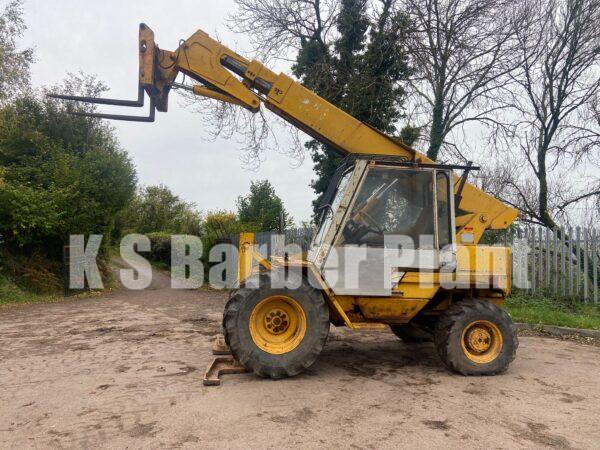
[116, 185, 202, 237]
[0, 273, 50, 305]
[0, 91, 136, 260]
[143, 212, 241, 273]
[146, 232, 172, 266]
[0, 248, 63, 303]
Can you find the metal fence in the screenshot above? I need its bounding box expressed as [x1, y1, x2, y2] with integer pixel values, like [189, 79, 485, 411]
[511, 226, 599, 302]
[237, 226, 600, 303]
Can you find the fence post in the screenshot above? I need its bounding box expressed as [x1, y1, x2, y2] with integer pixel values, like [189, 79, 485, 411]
[544, 227, 552, 290]
[272, 234, 285, 258]
[531, 228, 535, 288]
[553, 228, 560, 296]
[593, 229, 598, 304]
[530, 227, 536, 294]
[576, 227, 582, 299]
[584, 228, 589, 302]
[569, 226, 574, 297]
[62, 245, 70, 297]
[561, 227, 567, 297]
[538, 227, 544, 289]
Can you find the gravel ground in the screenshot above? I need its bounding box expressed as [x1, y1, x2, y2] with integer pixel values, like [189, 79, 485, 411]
[1, 268, 600, 449]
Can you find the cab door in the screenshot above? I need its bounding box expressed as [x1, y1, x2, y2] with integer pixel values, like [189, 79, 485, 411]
[321, 166, 456, 296]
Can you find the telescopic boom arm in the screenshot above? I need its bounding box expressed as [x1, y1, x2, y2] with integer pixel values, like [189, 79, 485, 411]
[49, 23, 517, 242]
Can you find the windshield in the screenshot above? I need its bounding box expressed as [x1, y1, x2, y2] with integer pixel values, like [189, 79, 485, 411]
[312, 170, 353, 248]
[339, 168, 435, 247]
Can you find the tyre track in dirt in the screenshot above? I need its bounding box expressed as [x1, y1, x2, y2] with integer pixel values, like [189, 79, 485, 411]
[1, 267, 600, 449]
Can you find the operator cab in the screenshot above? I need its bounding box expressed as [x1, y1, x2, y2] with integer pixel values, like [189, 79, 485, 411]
[309, 156, 456, 296]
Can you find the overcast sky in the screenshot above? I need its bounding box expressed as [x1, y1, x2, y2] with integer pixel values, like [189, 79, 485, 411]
[21, 0, 316, 223]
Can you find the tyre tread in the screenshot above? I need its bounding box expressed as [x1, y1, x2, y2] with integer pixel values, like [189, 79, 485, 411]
[222, 275, 329, 379]
[434, 300, 518, 376]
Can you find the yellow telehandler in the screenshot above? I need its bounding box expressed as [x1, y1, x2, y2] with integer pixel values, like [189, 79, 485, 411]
[50, 24, 519, 377]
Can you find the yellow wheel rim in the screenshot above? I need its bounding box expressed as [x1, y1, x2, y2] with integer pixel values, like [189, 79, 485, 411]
[461, 320, 503, 364]
[249, 295, 307, 355]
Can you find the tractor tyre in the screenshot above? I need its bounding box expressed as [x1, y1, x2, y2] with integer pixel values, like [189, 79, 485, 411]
[390, 323, 433, 343]
[223, 274, 330, 379]
[434, 300, 518, 376]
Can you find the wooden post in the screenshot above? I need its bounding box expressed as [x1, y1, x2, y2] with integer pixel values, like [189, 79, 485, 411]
[538, 227, 543, 290]
[553, 228, 560, 297]
[576, 227, 581, 298]
[593, 229, 598, 304]
[271, 233, 285, 258]
[62, 245, 70, 297]
[584, 228, 589, 302]
[530, 228, 536, 294]
[569, 226, 574, 297]
[561, 227, 567, 297]
[545, 227, 551, 290]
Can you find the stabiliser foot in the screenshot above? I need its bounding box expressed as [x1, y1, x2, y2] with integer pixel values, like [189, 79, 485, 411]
[203, 336, 248, 386]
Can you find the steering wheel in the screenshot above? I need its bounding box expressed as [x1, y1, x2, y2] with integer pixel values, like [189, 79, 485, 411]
[357, 210, 385, 235]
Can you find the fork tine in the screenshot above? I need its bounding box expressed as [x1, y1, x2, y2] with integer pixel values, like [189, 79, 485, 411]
[47, 86, 145, 108]
[70, 99, 156, 122]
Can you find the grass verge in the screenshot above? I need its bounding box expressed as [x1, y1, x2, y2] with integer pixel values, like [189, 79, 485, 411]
[0, 274, 61, 306]
[506, 291, 600, 331]
[0, 250, 118, 306]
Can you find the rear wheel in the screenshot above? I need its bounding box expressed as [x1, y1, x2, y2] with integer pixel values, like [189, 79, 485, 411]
[390, 323, 432, 343]
[434, 300, 518, 376]
[223, 275, 330, 379]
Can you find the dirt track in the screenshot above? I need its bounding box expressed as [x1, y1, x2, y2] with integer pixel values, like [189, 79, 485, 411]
[1, 268, 600, 449]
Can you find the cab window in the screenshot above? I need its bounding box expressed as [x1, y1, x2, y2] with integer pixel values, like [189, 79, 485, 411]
[339, 168, 435, 247]
[436, 171, 452, 248]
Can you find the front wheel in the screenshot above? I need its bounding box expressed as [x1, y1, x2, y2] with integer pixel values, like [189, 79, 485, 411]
[434, 300, 518, 376]
[223, 275, 330, 379]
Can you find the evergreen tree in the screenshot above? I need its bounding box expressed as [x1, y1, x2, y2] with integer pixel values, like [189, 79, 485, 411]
[237, 180, 292, 232]
[292, 0, 417, 217]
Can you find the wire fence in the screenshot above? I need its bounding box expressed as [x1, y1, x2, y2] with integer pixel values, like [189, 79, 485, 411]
[235, 226, 600, 303]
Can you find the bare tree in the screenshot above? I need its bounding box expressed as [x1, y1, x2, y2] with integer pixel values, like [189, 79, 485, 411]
[574, 92, 600, 157]
[232, 0, 339, 61]
[0, 0, 34, 105]
[181, 0, 340, 166]
[226, 0, 416, 216]
[491, 0, 600, 228]
[176, 1, 339, 165]
[178, 87, 303, 168]
[402, 0, 521, 161]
